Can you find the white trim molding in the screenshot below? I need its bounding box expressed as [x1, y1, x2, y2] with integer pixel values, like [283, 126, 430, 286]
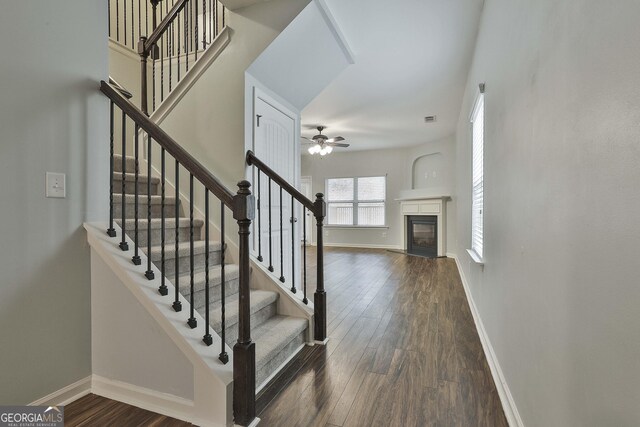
[91, 375, 228, 427]
[323, 243, 402, 250]
[29, 376, 92, 407]
[151, 27, 231, 126]
[314, 0, 356, 64]
[450, 254, 525, 427]
[399, 196, 451, 256]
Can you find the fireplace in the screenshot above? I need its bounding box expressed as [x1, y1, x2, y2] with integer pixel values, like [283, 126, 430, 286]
[407, 215, 438, 258]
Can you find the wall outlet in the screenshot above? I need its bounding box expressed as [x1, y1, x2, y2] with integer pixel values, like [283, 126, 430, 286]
[46, 172, 66, 198]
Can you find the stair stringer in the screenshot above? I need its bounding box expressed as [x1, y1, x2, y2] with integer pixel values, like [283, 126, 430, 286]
[85, 222, 233, 427]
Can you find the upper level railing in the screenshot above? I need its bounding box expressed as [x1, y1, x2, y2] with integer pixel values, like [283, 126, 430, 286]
[246, 150, 327, 342]
[108, 0, 226, 114]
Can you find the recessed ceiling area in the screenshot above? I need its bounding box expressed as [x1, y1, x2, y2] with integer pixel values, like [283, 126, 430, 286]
[302, 0, 484, 152]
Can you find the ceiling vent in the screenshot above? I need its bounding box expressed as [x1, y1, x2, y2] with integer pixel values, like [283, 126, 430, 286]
[424, 115, 437, 123]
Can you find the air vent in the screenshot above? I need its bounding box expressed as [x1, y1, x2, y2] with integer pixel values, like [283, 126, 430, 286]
[424, 115, 437, 123]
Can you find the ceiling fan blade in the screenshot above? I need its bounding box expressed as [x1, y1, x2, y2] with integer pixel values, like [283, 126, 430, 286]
[326, 136, 345, 143]
[301, 136, 314, 141]
[327, 142, 350, 148]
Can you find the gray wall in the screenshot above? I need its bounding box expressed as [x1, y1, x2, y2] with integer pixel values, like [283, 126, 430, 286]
[301, 137, 456, 249]
[0, 1, 108, 403]
[454, 0, 640, 425]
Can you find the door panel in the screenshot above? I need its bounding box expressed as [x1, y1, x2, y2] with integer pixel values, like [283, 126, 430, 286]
[253, 97, 296, 284]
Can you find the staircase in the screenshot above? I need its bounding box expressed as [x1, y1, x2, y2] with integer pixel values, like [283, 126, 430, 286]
[112, 153, 309, 387]
[94, 1, 329, 425]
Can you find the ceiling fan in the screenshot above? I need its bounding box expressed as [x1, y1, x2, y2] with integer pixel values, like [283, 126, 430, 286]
[302, 126, 349, 155]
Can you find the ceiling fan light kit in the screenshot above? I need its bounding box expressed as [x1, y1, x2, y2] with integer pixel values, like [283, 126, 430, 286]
[304, 126, 348, 156]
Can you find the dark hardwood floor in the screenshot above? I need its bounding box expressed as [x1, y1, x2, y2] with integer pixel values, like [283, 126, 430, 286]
[257, 247, 508, 427]
[64, 248, 506, 427]
[64, 394, 191, 426]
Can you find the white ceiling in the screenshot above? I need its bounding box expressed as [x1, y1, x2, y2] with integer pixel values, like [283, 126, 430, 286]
[301, 0, 484, 152]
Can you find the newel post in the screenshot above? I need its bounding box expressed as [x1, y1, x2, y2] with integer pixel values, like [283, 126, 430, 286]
[313, 193, 327, 342]
[138, 36, 149, 116]
[233, 180, 256, 426]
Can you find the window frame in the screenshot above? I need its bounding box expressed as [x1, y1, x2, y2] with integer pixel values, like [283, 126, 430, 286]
[325, 175, 387, 228]
[468, 86, 485, 264]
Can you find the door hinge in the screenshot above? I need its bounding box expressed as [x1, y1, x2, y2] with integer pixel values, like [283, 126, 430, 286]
[256, 114, 262, 127]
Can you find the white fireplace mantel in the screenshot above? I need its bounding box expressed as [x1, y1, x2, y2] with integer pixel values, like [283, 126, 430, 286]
[397, 196, 451, 256]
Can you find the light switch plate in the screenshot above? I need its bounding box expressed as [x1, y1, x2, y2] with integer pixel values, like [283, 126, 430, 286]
[46, 172, 66, 198]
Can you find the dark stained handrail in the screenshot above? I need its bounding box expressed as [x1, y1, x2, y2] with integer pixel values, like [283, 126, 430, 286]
[144, 0, 189, 52]
[108, 76, 133, 99]
[246, 150, 317, 214]
[100, 80, 235, 208]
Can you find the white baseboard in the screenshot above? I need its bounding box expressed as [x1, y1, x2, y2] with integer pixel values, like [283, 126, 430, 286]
[450, 254, 524, 427]
[323, 242, 402, 250]
[91, 375, 220, 426]
[29, 376, 92, 406]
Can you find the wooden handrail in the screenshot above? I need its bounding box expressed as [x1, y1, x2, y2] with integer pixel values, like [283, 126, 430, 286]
[143, 0, 189, 53]
[245, 150, 317, 214]
[101, 80, 235, 208]
[108, 77, 133, 99]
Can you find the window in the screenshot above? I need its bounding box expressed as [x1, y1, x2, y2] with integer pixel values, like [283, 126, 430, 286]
[326, 176, 386, 226]
[470, 90, 484, 260]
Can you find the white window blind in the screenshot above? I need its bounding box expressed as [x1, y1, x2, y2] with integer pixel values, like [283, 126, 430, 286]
[326, 176, 386, 226]
[471, 93, 484, 259]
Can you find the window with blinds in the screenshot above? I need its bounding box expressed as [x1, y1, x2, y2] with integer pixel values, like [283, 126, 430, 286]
[471, 93, 484, 259]
[326, 176, 386, 226]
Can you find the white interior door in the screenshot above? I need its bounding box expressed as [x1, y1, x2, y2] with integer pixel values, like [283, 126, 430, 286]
[253, 96, 297, 285]
[300, 176, 314, 245]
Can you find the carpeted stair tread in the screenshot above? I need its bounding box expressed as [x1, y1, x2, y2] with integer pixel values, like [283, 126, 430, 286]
[149, 240, 222, 260]
[208, 290, 278, 331]
[117, 217, 204, 230]
[252, 315, 308, 373]
[178, 264, 240, 291]
[113, 154, 138, 173]
[113, 193, 179, 205]
[113, 172, 160, 184]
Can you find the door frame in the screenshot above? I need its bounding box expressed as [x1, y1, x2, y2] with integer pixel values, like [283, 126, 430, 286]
[245, 82, 302, 277]
[246, 84, 301, 187]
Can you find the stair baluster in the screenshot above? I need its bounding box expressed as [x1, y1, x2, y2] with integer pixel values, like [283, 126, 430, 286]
[202, 0, 206, 49]
[290, 194, 296, 294]
[173, 160, 182, 312]
[145, 137, 155, 279]
[133, 125, 142, 265]
[279, 187, 285, 283]
[219, 199, 228, 364]
[302, 207, 308, 304]
[194, 0, 198, 61]
[119, 112, 129, 251]
[187, 174, 197, 328]
[159, 147, 168, 295]
[108, 101, 116, 237]
[268, 177, 273, 272]
[203, 190, 213, 345]
[256, 170, 263, 262]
